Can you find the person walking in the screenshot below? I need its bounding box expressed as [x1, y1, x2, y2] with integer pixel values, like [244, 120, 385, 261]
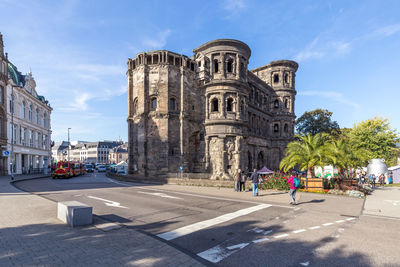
[379, 174, 385, 186]
[239, 170, 246, 192]
[234, 169, 241, 192]
[372, 174, 376, 188]
[287, 172, 298, 205]
[250, 169, 259, 196]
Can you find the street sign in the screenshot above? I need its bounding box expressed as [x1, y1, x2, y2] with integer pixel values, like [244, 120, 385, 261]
[2, 150, 10, 157]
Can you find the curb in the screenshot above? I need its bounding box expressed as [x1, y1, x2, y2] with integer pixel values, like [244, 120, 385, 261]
[10, 175, 51, 185]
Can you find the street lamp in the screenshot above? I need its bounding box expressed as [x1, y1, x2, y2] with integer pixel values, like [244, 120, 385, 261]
[67, 128, 71, 161]
[10, 85, 17, 180]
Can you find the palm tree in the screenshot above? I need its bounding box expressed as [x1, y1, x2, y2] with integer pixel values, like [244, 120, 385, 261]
[323, 138, 364, 178]
[280, 133, 328, 178]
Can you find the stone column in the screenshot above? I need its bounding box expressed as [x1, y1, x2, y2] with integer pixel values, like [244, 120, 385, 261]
[205, 136, 210, 170]
[39, 156, 44, 169]
[221, 93, 226, 118]
[236, 53, 240, 80]
[16, 153, 22, 174]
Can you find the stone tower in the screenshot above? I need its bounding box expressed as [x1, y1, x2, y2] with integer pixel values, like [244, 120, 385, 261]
[251, 60, 298, 167]
[127, 39, 299, 178]
[127, 51, 202, 176]
[193, 39, 251, 179]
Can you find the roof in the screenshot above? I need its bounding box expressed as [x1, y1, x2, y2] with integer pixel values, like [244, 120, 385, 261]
[388, 165, 400, 171]
[8, 62, 25, 87]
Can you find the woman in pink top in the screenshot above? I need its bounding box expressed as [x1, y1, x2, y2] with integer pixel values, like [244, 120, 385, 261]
[287, 173, 297, 205]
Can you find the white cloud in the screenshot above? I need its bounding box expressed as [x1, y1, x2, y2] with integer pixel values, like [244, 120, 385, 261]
[221, 0, 247, 18]
[142, 29, 171, 49]
[294, 37, 351, 62]
[374, 24, 400, 37]
[298, 90, 360, 110]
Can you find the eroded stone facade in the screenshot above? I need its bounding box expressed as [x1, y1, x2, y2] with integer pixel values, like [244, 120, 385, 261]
[127, 39, 298, 179]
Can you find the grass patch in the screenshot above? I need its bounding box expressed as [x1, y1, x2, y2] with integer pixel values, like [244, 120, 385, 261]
[384, 183, 400, 187]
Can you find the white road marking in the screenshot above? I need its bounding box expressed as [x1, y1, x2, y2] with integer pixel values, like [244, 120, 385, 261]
[309, 226, 321, 230]
[197, 245, 236, 263]
[247, 227, 263, 233]
[157, 204, 271, 240]
[87, 196, 128, 209]
[300, 261, 310, 266]
[336, 220, 345, 223]
[263, 230, 273, 235]
[292, 229, 306, 234]
[227, 243, 249, 250]
[137, 191, 183, 200]
[346, 217, 356, 221]
[253, 237, 269, 243]
[323, 222, 333, 226]
[274, 233, 289, 239]
[107, 178, 131, 186]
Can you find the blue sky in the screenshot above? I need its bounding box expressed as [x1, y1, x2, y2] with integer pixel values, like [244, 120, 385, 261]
[1, 0, 399, 142]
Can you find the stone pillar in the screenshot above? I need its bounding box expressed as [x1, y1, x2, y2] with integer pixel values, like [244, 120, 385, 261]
[205, 136, 210, 170]
[16, 153, 22, 174]
[236, 53, 240, 80]
[221, 93, 226, 118]
[39, 156, 44, 169]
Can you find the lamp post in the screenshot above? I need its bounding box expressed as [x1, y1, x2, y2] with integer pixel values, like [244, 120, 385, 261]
[67, 128, 71, 161]
[10, 85, 17, 180]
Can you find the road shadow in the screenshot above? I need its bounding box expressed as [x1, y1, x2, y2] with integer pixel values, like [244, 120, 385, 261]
[297, 199, 325, 205]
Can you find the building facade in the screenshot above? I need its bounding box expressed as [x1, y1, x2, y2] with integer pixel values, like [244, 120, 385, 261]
[6, 63, 52, 174]
[0, 33, 8, 175]
[108, 143, 128, 164]
[68, 141, 122, 164]
[127, 39, 298, 179]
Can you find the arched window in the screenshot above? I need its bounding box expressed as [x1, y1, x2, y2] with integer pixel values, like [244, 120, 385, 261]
[36, 108, 39, 123]
[285, 73, 289, 84]
[226, 98, 233, 112]
[214, 59, 219, 73]
[150, 97, 157, 110]
[29, 105, 32, 121]
[211, 98, 219, 112]
[274, 99, 279, 108]
[169, 98, 176, 111]
[274, 124, 279, 132]
[284, 124, 289, 133]
[21, 101, 25, 118]
[227, 59, 233, 73]
[240, 100, 245, 112]
[43, 113, 46, 128]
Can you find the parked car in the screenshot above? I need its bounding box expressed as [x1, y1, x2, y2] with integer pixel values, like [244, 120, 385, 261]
[97, 165, 106, 172]
[86, 164, 94, 173]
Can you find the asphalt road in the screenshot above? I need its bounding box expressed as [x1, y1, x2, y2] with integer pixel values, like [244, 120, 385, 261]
[14, 172, 400, 266]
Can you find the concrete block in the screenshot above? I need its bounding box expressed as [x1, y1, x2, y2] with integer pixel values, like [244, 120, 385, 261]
[57, 201, 92, 227]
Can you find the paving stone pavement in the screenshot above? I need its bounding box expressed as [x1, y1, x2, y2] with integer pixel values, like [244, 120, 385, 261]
[0, 175, 205, 267]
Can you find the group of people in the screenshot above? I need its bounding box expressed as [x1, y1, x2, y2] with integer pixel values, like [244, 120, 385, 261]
[357, 172, 386, 188]
[233, 169, 299, 205]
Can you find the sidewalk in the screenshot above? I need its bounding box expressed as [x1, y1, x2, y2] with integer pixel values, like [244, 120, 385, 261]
[0, 175, 205, 267]
[363, 186, 400, 219]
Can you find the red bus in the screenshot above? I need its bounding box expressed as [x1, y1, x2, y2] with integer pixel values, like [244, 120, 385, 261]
[52, 161, 85, 179]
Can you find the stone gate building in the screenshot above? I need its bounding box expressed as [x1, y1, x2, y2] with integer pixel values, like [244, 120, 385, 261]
[127, 39, 298, 179]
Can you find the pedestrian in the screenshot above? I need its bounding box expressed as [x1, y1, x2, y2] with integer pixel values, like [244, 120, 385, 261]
[372, 174, 376, 188]
[287, 172, 298, 205]
[361, 173, 365, 184]
[234, 169, 241, 192]
[379, 174, 385, 186]
[250, 169, 259, 196]
[240, 170, 246, 192]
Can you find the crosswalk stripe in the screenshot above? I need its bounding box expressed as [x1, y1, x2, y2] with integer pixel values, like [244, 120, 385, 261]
[157, 204, 271, 240]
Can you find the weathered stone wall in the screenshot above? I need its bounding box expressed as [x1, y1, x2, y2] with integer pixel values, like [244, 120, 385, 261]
[127, 40, 298, 179]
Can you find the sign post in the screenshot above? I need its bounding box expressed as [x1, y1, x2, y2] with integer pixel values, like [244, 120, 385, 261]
[179, 166, 184, 179]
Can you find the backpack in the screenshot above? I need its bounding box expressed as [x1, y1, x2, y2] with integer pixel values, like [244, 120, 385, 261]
[293, 177, 301, 188]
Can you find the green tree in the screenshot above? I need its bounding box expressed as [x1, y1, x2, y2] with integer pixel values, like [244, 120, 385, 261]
[349, 117, 399, 166]
[280, 133, 328, 178]
[323, 137, 364, 177]
[295, 109, 340, 135]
